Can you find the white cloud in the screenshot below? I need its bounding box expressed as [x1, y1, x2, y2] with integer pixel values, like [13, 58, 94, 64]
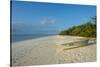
[50, 19, 56, 24]
[40, 17, 56, 25]
[40, 17, 47, 25]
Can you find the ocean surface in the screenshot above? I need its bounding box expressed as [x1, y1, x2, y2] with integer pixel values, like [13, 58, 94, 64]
[11, 34, 55, 43]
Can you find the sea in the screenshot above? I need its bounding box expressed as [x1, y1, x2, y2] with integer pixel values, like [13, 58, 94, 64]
[11, 34, 55, 43]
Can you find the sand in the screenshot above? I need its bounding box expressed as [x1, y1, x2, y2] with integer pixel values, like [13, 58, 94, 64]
[12, 35, 96, 66]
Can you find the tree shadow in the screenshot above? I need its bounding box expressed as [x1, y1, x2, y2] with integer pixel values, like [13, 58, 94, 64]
[62, 39, 96, 50]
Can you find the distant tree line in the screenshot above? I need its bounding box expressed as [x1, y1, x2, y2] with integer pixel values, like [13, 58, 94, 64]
[59, 16, 96, 37]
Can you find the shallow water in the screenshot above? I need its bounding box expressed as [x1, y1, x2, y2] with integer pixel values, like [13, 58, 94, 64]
[11, 34, 56, 43]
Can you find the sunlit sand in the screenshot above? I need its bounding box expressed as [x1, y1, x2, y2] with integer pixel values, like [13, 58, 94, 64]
[12, 35, 96, 66]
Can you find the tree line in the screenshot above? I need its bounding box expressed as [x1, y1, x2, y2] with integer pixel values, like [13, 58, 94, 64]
[59, 16, 96, 37]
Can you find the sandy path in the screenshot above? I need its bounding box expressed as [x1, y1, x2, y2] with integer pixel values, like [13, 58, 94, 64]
[12, 35, 96, 66]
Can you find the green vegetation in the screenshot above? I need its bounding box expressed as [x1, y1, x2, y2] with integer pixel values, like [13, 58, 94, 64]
[59, 16, 96, 37]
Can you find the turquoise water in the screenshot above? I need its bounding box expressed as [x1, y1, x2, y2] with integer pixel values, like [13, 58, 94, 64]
[11, 34, 55, 43]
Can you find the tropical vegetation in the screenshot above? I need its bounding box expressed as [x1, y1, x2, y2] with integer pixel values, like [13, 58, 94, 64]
[59, 16, 96, 37]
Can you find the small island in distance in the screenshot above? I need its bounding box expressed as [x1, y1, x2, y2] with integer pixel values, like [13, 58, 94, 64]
[59, 16, 96, 38]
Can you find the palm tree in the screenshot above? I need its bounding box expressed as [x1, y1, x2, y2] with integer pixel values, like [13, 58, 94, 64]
[91, 16, 96, 24]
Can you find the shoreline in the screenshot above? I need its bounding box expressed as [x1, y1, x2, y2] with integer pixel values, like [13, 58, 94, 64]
[12, 35, 96, 66]
[12, 35, 87, 44]
[11, 34, 57, 43]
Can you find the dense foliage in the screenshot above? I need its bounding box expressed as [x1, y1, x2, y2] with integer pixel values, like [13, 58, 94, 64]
[59, 17, 96, 37]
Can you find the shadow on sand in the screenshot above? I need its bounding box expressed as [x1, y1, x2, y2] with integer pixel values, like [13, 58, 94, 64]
[62, 38, 96, 50]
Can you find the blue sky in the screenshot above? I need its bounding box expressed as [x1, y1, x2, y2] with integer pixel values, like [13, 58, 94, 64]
[12, 1, 96, 34]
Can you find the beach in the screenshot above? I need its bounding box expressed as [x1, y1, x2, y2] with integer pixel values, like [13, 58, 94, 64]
[12, 35, 96, 66]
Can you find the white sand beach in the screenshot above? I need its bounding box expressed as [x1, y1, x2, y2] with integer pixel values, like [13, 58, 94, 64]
[12, 35, 96, 66]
